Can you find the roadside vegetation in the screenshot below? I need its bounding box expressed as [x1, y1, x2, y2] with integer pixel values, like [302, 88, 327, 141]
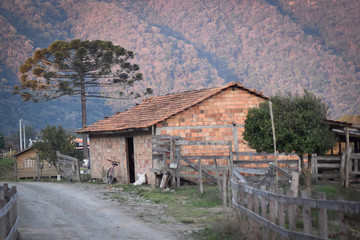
[109, 183, 244, 240]
[0, 156, 14, 180]
[103, 182, 360, 240]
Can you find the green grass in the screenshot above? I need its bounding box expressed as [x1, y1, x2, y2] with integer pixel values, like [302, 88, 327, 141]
[118, 184, 222, 224]
[115, 184, 242, 239]
[0, 156, 13, 170]
[0, 156, 15, 181]
[313, 183, 360, 201]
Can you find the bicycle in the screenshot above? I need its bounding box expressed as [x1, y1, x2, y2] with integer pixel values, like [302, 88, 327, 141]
[106, 159, 120, 184]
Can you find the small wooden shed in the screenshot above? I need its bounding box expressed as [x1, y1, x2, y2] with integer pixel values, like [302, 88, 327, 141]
[13, 147, 58, 179]
[77, 82, 272, 185]
[314, 119, 360, 186]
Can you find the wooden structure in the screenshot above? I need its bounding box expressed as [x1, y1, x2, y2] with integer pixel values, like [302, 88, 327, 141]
[57, 152, 81, 181]
[151, 135, 298, 189]
[313, 120, 360, 186]
[0, 183, 18, 240]
[231, 168, 360, 239]
[312, 152, 360, 185]
[77, 82, 277, 185]
[151, 136, 231, 188]
[13, 147, 58, 180]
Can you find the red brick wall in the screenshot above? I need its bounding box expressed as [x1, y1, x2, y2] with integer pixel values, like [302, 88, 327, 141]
[156, 87, 265, 157]
[89, 87, 290, 183]
[89, 135, 127, 181]
[133, 134, 152, 183]
[90, 133, 152, 183]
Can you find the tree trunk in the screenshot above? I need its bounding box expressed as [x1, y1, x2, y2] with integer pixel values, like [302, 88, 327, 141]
[300, 154, 312, 190]
[80, 73, 89, 160]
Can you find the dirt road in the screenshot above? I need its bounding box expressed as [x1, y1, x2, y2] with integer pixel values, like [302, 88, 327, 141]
[7, 182, 192, 240]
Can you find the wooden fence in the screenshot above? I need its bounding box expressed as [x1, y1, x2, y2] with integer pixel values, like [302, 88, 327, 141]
[312, 155, 341, 182]
[57, 152, 81, 181]
[0, 183, 18, 240]
[313, 150, 360, 186]
[151, 136, 232, 188]
[151, 136, 299, 189]
[231, 170, 360, 239]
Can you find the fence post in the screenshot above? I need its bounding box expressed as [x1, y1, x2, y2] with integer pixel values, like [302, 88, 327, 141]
[175, 149, 181, 188]
[36, 153, 41, 181]
[276, 188, 286, 240]
[3, 184, 10, 238]
[317, 192, 328, 238]
[301, 189, 312, 235]
[269, 187, 276, 240]
[222, 172, 227, 217]
[345, 147, 352, 187]
[340, 152, 346, 186]
[254, 186, 259, 215]
[170, 138, 176, 186]
[337, 195, 348, 240]
[198, 159, 203, 194]
[9, 187, 16, 238]
[290, 172, 299, 196]
[260, 185, 268, 240]
[0, 198, 5, 240]
[214, 159, 222, 196]
[288, 172, 299, 232]
[247, 190, 253, 233]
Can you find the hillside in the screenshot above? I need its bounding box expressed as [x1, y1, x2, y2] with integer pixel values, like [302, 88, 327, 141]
[0, 0, 359, 136]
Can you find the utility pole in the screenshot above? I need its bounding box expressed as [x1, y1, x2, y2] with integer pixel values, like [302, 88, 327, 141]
[19, 119, 23, 151]
[269, 101, 278, 188]
[23, 122, 26, 149]
[19, 119, 26, 150]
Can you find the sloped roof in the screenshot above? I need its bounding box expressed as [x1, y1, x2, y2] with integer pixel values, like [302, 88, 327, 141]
[13, 146, 35, 157]
[76, 82, 269, 134]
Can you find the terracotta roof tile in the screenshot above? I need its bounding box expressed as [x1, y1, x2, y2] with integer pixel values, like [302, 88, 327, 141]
[76, 82, 269, 134]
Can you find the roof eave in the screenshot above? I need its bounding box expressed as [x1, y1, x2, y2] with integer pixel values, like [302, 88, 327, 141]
[83, 127, 152, 135]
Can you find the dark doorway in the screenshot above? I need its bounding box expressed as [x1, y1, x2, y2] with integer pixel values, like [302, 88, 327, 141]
[127, 138, 135, 183]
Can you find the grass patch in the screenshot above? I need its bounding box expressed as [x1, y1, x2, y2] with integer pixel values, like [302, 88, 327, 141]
[110, 193, 127, 202]
[117, 184, 235, 238]
[313, 183, 360, 201]
[0, 156, 13, 170]
[0, 156, 15, 181]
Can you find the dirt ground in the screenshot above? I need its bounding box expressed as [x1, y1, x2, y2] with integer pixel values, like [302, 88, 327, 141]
[6, 182, 198, 240]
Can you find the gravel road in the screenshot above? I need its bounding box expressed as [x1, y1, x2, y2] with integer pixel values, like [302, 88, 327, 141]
[5, 182, 195, 240]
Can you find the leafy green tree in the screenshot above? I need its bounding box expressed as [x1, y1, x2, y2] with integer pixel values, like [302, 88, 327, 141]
[33, 125, 81, 167]
[14, 39, 151, 159]
[244, 90, 336, 188]
[0, 133, 4, 150]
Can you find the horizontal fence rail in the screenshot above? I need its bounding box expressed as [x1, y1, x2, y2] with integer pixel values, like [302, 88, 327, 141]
[57, 152, 81, 181]
[231, 178, 360, 239]
[0, 183, 18, 240]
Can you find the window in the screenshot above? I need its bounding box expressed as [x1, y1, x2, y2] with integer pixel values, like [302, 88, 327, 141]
[24, 159, 35, 168]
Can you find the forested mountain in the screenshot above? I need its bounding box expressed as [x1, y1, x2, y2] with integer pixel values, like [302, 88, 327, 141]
[0, 0, 359, 136]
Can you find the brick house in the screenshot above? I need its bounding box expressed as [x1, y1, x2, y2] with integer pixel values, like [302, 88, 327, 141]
[76, 82, 269, 185]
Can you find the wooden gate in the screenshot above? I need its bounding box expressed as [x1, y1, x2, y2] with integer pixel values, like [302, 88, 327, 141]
[151, 135, 232, 188]
[56, 152, 81, 181]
